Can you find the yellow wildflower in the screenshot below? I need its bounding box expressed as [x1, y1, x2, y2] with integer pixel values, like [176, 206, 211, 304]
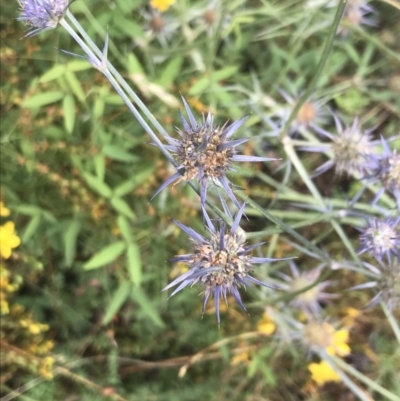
[342, 307, 361, 327]
[230, 351, 250, 366]
[0, 221, 21, 259]
[39, 356, 55, 380]
[150, 0, 176, 12]
[257, 313, 276, 335]
[303, 321, 351, 357]
[308, 360, 340, 386]
[0, 202, 10, 217]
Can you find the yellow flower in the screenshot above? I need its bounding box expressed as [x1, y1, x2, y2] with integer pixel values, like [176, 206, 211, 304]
[327, 329, 350, 356]
[0, 221, 21, 259]
[257, 313, 276, 335]
[342, 307, 361, 327]
[230, 351, 250, 366]
[150, 0, 176, 12]
[39, 356, 55, 380]
[0, 202, 10, 217]
[303, 322, 351, 357]
[308, 360, 340, 386]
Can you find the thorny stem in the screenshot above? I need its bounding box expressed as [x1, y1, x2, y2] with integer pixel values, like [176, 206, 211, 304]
[279, 0, 347, 140]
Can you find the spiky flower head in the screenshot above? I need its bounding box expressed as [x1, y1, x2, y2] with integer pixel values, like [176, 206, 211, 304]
[302, 321, 350, 356]
[341, 0, 376, 31]
[278, 263, 336, 319]
[276, 90, 329, 135]
[305, 115, 376, 177]
[351, 261, 400, 311]
[152, 96, 276, 207]
[369, 137, 400, 206]
[358, 216, 400, 265]
[163, 204, 290, 324]
[17, 0, 69, 37]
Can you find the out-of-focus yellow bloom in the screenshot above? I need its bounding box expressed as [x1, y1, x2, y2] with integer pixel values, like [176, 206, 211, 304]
[0, 202, 10, 217]
[0, 222, 21, 259]
[327, 329, 350, 356]
[303, 322, 351, 356]
[39, 356, 55, 380]
[150, 0, 175, 12]
[257, 313, 276, 335]
[230, 351, 250, 366]
[342, 307, 361, 327]
[308, 360, 340, 385]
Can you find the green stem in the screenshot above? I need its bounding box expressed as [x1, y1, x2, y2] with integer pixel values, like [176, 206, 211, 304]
[279, 0, 347, 140]
[240, 194, 331, 264]
[323, 352, 400, 401]
[380, 302, 400, 344]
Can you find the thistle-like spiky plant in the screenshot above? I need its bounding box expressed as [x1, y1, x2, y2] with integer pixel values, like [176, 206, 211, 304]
[17, 0, 69, 37]
[358, 216, 400, 265]
[152, 96, 277, 207]
[163, 204, 291, 324]
[302, 115, 377, 177]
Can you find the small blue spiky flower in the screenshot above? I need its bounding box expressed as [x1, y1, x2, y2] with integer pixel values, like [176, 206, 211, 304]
[351, 261, 400, 311]
[163, 204, 290, 324]
[305, 115, 377, 177]
[17, 0, 69, 37]
[369, 137, 400, 207]
[358, 216, 400, 265]
[152, 96, 277, 207]
[278, 262, 336, 319]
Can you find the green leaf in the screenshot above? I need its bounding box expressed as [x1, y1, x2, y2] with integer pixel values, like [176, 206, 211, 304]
[63, 220, 81, 267]
[156, 56, 184, 88]
[63, 94, 76, 134]
[110, 197, 135, 219]
[83, 241, 126, 270]
[39, 65, 66, 83]
[93, 97, 105, 120]
[130, 287, 164, 327]
[117, 215, 133, 242]
[113, 167, 155, 197]
[189, 66, 239, 95]
[65, 70, 86, 103]
[103, 95, 125, 105]
[127, 53, 144, 74]
[22, 91, 64, 108]
[21, 215, 41, 244]
[212, 66, 239, 81]
[94, 154, 106, 181]
[67, 60, 91, 72]
[127, 243, 142, 286]
[102, 282, 131, 325]
[116, 17, 144, 40]
[82, 173, 112, 198]
[102, 145, 138, 162]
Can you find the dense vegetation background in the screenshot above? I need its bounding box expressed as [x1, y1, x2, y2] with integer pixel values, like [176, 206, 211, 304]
[1, 0, 399, 400]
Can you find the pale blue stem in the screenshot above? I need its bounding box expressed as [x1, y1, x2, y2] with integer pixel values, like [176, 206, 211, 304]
[65, 9, 170, 140]
[59, 19, 176, 165]
[322, 351, 400, 401]
[59, 15, 229, 222]
[380, 302, 400, 344]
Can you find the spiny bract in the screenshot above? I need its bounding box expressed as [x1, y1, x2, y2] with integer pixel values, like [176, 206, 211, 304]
[152, 96, 276, 208]
[18, 0, 69, 37]
[163, 204, 290, 324]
